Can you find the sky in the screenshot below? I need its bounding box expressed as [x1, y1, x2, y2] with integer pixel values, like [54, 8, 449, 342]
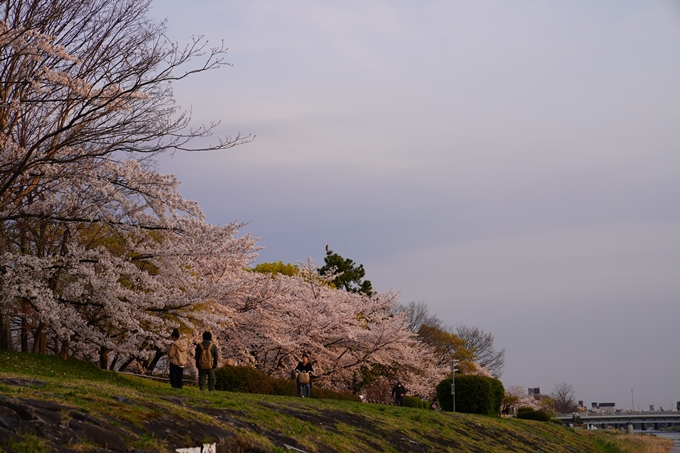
[149, 0, 680, 411]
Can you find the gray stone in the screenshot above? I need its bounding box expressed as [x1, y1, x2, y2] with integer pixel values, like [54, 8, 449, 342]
[68, 419, 127, 452]
[4, 403, 62, 424]
[69, 410, 106, 426]
[1, 402, 36, 421]
[68, 411, 128, 438]
[0, 378, 46, 387]
[0, 406, 19, 419]
[0, 395, 18, 406]
[0, 425, 23, 443]
[18, 398, 70, 412]
[143, 415, 233, 447]
[17, 419, 46, 435]
[48, 444, 82, 453]
[33, 406, 62, 425]
[112, 395, 135, 405]
[0, 415, 21, 430]
[22, 420, 78, 444]
[101, 414, 147, 437]
[161, 395, 184, 406]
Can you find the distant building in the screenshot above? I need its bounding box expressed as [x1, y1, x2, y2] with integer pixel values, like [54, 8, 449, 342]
[591, 402, 616, 413]
[528, 388, 541, 400]
[599, 403, 616, 413]
[600, 403, 615, 412]
[650, 405, 655, 412]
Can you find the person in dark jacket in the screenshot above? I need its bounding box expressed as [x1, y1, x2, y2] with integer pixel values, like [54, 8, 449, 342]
[294, 354, 314, 398]
[195, 331, 218, 391]
[391, 381, 407, 406]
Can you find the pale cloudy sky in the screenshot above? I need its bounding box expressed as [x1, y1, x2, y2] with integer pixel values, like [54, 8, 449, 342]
[150, 0, 680, 410]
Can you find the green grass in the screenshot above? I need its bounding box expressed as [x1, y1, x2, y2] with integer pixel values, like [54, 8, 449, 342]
[0, 351, 673, 453]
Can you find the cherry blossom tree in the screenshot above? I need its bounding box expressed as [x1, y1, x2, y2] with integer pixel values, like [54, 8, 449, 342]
[211, 260, 444, 396]
[0, 0, 252, 361]
[0, 155, 258, 367]
[503, 385, 541, 413]
[1, 0, 250, 218]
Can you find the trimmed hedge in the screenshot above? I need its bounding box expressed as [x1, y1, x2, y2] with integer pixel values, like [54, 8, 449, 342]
[436, 375, 504, 416]
[404, 395, 429, 409]
[311, 386, 360, 401]
[214, 365, 360, 402]
[515, 408, 552, 422]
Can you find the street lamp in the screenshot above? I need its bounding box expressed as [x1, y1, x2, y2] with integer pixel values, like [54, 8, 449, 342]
[450, 360, 455, 413]
[631, 390, 634, 412]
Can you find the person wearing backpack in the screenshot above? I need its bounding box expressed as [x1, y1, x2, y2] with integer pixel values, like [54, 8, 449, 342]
[294, 354, 314, 398]
[168, 328, 187, 389]
[195, 331, 218, 391]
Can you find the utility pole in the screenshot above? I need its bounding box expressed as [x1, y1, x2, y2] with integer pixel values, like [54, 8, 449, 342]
[451, 360, 455, 413]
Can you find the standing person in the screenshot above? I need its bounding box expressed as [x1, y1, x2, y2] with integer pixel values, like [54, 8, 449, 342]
[391, 381, 407, 406]
[294, 354, 314, 398]
[195, 331, 218, 391]
[168, 329, 187, 389]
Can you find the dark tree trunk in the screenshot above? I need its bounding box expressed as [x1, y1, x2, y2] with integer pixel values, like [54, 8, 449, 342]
[144, 347, 164, 374]
[99, 346, 110, 369]
[118, 356, 136, 372]
[32, 322, 47, 354]
[21, 316, 29, 352]
[58, 340, 69, 360]
[0, 309, 12, 350]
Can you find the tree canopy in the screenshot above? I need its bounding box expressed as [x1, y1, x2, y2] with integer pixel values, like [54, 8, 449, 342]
[250, 261, 300, 277]
[318, 247, 373, 296]
[550, 382, 578, 414]
[455, 325, 505, 377]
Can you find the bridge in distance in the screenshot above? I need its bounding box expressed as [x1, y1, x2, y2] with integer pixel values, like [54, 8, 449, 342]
[556, 413, 680, 431]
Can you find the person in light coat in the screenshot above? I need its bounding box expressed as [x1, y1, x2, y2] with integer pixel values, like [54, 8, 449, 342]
[168, 328, 187, 389]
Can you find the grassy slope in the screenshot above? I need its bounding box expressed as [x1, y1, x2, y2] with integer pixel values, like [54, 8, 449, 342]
[0, 351, 672, 453]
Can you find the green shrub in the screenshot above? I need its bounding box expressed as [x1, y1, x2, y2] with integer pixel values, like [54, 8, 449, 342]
[435, 375, 504, 416]
[271, 377, 298, 397]
[214, 365, 360, 402]
[404, 396, 428, 409]
[311, 387, 360, 402]
[489, 377, 504, 414]
[436, 378, 454, 411]
[214, 365, 274, 394]
[516, 408, 552, 422]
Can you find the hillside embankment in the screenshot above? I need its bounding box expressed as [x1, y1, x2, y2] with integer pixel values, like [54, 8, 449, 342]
[0, 352, 673, 453]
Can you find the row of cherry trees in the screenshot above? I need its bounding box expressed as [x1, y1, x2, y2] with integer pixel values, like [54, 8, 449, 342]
[0, 0, 253, 369]
[215, 262, 449, 396]
[0, 0, 495, 398]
